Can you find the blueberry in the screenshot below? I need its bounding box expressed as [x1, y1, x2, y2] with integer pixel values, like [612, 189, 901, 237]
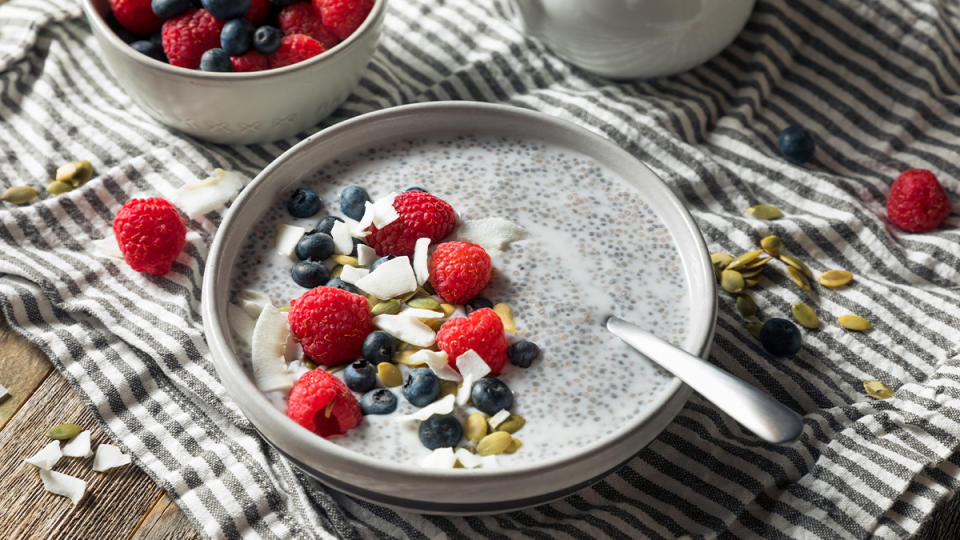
[465, 297, 493, 314]
[130, 39, 165, 61]
[314, 215, 343, 235]
[343, 360, 377, 393]
[151, 0, 192, 18]
[759, 318, 802, 357]
[339, 185, 370, 220]
[291, 261, 329, 288]
[220, 18, 254, 56]
[370, 255, 394, 272]
[286, 188, 322, 218]
[404, 186, 427, 192]
[295, 232, 335, 261]
[778, 125, 815, 164]
[360, 388, 397, 415]
[362, 331, 396, 365]
[199, 48, 232, 72]
[470, 378, 513, 414]
[402, 368, 441, 407]
[507, 340, 540, 368]
[253, 25, 283, 55]
[201, 0, 250, 19]
[418, 414, 462, 449]
[325, 277, 361, 294]
[105, 11, 140, 43]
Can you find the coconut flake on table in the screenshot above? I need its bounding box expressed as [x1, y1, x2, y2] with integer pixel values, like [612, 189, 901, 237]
[412, 350, 461, 382]
[62, 431, 93, 458]
[275, 224, 306, 261]
[91, 234, 124, 260]
[339, 265, 369, 285]
[24, 440, 62, 470]
[395, 394, 456, 424]
[413, 237, 430, 285]
[250, 305, 295, 392]
[373, 314, 436, 347]
[453, 217, 528, 254]
[455, 349, 491, 406]
[172, 168, 246, 219]
[356, 244, 378, 267]
[355, 256, 417, 299]
[419, 447, 457, 469]
[330, 220, 354, 254]
[372, 193, 400, 228]
[92, 443, 131, 472]
[40, 469, 86, 505]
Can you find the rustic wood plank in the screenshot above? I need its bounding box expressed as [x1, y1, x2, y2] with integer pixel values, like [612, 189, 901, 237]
[130, 493, 201, 540]
[0, 317, 53, 430]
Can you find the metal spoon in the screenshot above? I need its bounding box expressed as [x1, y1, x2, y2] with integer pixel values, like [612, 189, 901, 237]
[606, 316, 804, 444]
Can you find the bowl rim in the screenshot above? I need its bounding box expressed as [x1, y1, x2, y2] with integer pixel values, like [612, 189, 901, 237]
[202, 101, 717, 483]
[81, 0, 386, 80]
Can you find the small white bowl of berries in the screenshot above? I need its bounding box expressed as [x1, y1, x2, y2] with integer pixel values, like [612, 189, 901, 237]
[81, 0, 386, 144]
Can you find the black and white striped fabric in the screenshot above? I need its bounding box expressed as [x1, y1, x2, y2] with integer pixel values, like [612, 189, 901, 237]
[2, 0, 959, 537]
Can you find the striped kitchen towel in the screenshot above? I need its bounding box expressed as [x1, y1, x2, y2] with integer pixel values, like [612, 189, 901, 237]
[1, 0, 959, 538]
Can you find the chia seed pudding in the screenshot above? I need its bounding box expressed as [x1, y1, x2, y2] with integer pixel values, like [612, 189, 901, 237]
[231, 134, 689, 466]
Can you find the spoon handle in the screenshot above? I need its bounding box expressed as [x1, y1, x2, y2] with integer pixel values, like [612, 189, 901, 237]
[606, 316, 803, 444]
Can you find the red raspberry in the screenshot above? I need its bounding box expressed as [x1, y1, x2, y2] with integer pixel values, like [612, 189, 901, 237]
[244, 0, 271, 25]
[110, 0, 163, 35]
[278, 3, 341, 49]
[161, 9, 225, 69]
[886, 169, 952, 232]
[268, 35, 326, 69]
[314, 0, 373, 40]
[437, 308, 508, 375]
[112, 198, 187, 276]
[365, 191, 457, 257]
[231, 51, 269, 72]
[286, 368, 363, 437]
[288, 286, 372, 366]
[428, 241, 492, 305]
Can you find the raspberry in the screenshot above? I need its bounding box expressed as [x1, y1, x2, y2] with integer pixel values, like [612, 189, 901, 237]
[288, 286, 372, 366]
[286, 368, 363, 437]
[365, 191, 456, 257]
[428, 241, 492, 304]
[268, 35, 326, 69]
[278, 3, 341, 50]
[314, 0, 373, 40]
[110, 0, 164, 34]
[436, 308, 508, 375]
[112, 197, 187, 276]
[161, 9, 225, 69]
[244, 0, 271, 25]
[886, 169, 952, 232]
[231, 50, 269, 72]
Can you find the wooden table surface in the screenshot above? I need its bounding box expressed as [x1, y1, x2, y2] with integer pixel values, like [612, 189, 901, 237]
[1, 315, 958, 539]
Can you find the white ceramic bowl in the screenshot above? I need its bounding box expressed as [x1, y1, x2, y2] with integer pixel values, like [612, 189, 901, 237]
[81, 0, 385, 144]
[202, 102, 717, 513]
[511, 0, 755, 79]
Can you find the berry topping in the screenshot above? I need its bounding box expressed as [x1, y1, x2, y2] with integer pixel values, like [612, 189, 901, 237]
[161, 8, 225, 69]
[244, 0, 271, 25]
[112, 197, 187, 276]
[759, 318, 802, 357]
[436, 308, 508, 375]
[314, 0, 373, 40]
[253, 25, 283, 54]
[220, 18, 254, 56]
[507, 340, 540, 368]
[201, 0, 250, 20]
[404, 186, 427, 192]
[111, 0, 164, 34]
[402, 368, 441, 407]
[359, 388, 397, 415]
[361, 330, 395, 364]
[886, 169, 952, 233]
[365, 190, 457, 257]
[339, 185, 370, 221]
[286, 368, 362, 437]
[315, 215, 343, 235]
[230, 50, 268, 72]
[288, 286, 372, 366]
[325, 277, 361, 294]
[778, 125, 815, 164]
[428, 241, 492, 304]
[278, 2, 341, 49]
[151, 0, 192, 19]
[418, 414, 462, 450]
[291, 260, 330, 288]
[130, 38, 166, 61]
[464, 296, 493, 314]
[287, 188, 323, 218]
[470, 378, 513, 415]
[269, 34, 326, 68]
[199, 48, 232, 72]
[343, 360, 376, 392]
[295, 232, 335, 261]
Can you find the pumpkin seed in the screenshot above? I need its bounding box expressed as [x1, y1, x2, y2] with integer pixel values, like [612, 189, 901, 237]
[863, 380, 894, 399]
[818, 270, 853, 288]
[324, 362, 350, 374]
[496, 414, 526, 434]
[493, 303, 517, 334]
[424, 317, 445, 331]
[726, 249, 763, 270]
[744, 277, 762, 288]
[407, 297, 441, 310]
[745, 204, 783, 220]
[466, 413, 488, 443]
[331, 254, 359, 267]
[504, 437, 523, 454]
[393, 350, 423, 366]
[838, 314, 872, 331]
[711, 253, 733, 270]
[46, 423, 83, 440]
[477, 431, 512, 456]
[56, 160, 93, 187]
[329, 265, 343, 278]
[736, 294, 758, 318]
[46, 180, 73, 195]
[440, 380, 459, 397]
[791, 303, 819, 329]
[720, 269, 745, 293]
[779, 254, 813, 279]
[787, 266, 812, 292]
[1, 185, 38, 204]
[371, 299, 402, 316]
[439, 303, 456, 317]
[746, 320, 763, 338]
[377, 362, 403, 387]
[760, 235, 782, 257]
[277, 305, 290, 313]
[738, 266, 766, 279]
[740, 256, 772, 271]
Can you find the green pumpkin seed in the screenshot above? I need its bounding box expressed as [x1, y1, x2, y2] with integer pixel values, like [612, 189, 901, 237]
[393, 350, 423, 366]
[440, 380, 459, 397]
[736, 294, 758, 318]
[745, 204, 783, 220]
[787, 266, 812, 292]
[746, 320, 763, 338]
[329, 265, 343, 278]
[780, 254, 813, 279]
[791, 303, 819, 329]
[740, 256, 772, 271]
[324, 362, 350, 374]
[1, 185, 38, 204]
[439, 303, 456, 317]
[738, 266, 766, 279]
[377, 362, 403, 387]
[46, 423, 83, 440]
[818, 270, 853, 288]
[493, 303, 517, 334]
[504, 437, 523, 454]
[331, 254, 359, 267]
[761, 235, 782, 257]
[56, 160, 94, 187]
[46, 180, 74, 195]
[744, 277, 762, 288]
[710, 253, 733, 270]
[277, 305, 290, 313]
[466, 413, 488, 443]
[726, 249, 763, 270]
[477, 431, 512, 456]
[863, 380, 894, 399]
[838, 314, 872, 331]
[371, 299, 402, 316]
[720, 269, 745, 293]
[407, 297, 441, 310]
[495, 414, 526, 434]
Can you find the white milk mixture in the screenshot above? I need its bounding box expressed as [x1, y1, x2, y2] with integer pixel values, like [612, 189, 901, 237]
[231, 134, 690, 466]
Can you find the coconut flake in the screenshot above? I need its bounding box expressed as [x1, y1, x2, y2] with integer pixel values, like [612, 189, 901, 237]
[419, 447, 457, 469]
[413, 237, 430, 285]
[25, 440, 62, 470]
[395, 394, 456, 424]
[488, 409, 511, 429]
[455, 350, 490, 406]
[284, 331, 303, 364]
[357, 201, 376, 230]
[237, 289, 271, 318]
[356, 244, 378, 267]
[172, 168, 246, 219]
[339, 265, 369, 285]
[92, 443, 131, 472]
[454, 448, 483, 469]
[286, 359, 311, 382]
[275, 224, 306, 261]
[92, 234, 124, 259]
[40, 469, 86, 505]
[344, 217, 371, 238]
[373, 314, 436, 347]
[412, 350, 462, 382]
[454, 217, 528, 254]
[372, 193, 400, 228]
[62, 431, 93, 458]
[0, 382, 8, 401]
[399, 307, 444, 319]
[227, 304, 257, 348]
[355, 256, 417, 300]
[250, 305, 295, 392]
[331, 220, 354, 254]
